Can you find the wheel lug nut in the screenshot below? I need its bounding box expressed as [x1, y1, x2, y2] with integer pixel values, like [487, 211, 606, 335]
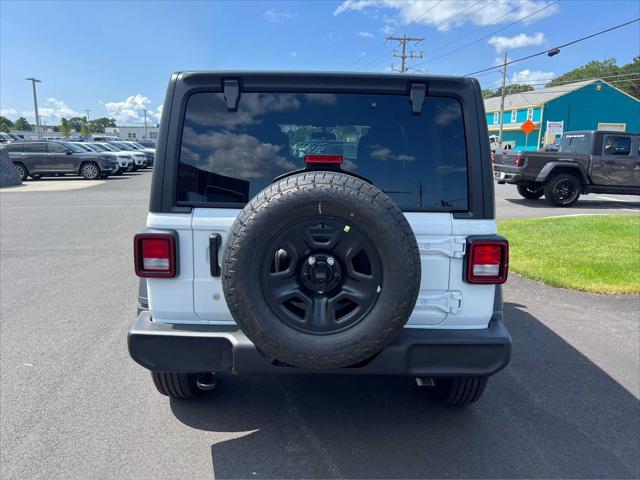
[327, 257, 335, 266]
[308, 256, 316, 265]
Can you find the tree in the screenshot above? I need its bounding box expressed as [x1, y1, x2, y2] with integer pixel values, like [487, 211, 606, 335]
[80, 117, 90, 137]
[14, 117, 33, 131]
[617, 56, 640, 99]
[546, 58, 619, 88]
[0, 116, 14, 133]
[68, 116, 84, 133]
[89, 117, 116, 133]
[60, 117, 70, 138]
[482, 83, 534, 99]
[545, 57, 639, 98]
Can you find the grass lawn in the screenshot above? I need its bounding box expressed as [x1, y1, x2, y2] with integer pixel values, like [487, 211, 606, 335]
[498, 215, 640, 295]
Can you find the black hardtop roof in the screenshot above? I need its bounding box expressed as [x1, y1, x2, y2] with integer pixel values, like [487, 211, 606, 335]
[172, 71, 477, 94]
[175, 70, 468, 82]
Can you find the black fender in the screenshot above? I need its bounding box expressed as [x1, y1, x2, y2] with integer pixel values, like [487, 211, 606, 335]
[534, 161, 589, 184]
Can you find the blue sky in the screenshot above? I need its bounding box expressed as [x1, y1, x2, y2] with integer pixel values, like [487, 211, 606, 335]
[1, 0, 638, 126]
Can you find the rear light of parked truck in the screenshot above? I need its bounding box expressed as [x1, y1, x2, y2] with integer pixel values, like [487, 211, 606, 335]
[134, 230, 178, 278]
[466, 239, 509, 284]
[514, 155, 525, 167]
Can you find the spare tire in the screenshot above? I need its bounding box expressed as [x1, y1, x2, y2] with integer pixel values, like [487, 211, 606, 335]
[222, 171, 421, 369]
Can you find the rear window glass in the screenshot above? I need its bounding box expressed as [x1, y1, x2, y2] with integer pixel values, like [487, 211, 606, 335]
[177, 92, 468, 211]
[559, 134, 590, 154]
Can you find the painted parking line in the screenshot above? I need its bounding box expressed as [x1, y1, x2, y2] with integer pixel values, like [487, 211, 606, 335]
[0, 180, 105, 193]
[594, 195, 634, 202]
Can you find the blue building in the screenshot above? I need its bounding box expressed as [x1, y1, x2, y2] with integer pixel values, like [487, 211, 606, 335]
[484, 79, 640, 151]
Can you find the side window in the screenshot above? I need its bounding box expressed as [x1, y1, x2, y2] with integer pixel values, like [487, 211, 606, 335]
[23, 143, 46, 153]
[603, 136, 631, 156]
[526, 108, 534, 120]
[47, 143, 68, 153]
[493, 112, 499, 124]
[510, 110, 517, 123]
[4, 143, 23, 152]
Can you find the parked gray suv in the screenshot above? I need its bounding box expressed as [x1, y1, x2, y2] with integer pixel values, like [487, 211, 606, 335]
[1, 141, 118, 180]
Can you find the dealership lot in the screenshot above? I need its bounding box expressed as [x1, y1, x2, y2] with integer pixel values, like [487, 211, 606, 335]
[1, 172, 638, 479]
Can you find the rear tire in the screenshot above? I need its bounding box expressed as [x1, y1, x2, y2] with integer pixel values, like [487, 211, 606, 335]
[151, 372, 199, 399]
[544, 173, 581, 207]
[434, 377, 488, 406]
[80, 162, 100, 180]
[517, 182, 544, 200]
[14, 163, 28, 181]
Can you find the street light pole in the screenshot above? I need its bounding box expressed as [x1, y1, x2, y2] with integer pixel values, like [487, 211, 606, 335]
[143, 109, 148, 140]
[25, 77, 42, 140]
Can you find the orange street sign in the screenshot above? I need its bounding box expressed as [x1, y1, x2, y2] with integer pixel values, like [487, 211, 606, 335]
[520, 119, 536, 135]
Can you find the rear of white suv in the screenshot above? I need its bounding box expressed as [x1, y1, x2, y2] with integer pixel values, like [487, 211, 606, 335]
[128, 72, 510, 406]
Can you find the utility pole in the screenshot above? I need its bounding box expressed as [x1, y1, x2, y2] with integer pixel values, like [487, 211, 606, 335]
[25, 77, 42, 140]
[142, 109, 148, 140]
[386, 35, 424, 73]
[85, 109, 91, 137]
[498, 51, 508, 146]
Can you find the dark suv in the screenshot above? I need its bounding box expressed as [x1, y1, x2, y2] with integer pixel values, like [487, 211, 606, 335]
[1, 141, 118, 180]
[128, 72, 511, 407]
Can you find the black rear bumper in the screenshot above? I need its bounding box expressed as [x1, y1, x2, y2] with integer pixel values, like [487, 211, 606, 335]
[128, 311, 511, 377]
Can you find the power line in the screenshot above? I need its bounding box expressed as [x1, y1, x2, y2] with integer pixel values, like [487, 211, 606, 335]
[348, 0, 443, 70]
[485, 78, 640, 99]
[504, 71, 640, 88]
[353, 0, 488, 71]
[422, 0, 533, 57]
[465, 17, 640, 76]
[413, 0, 558, 68]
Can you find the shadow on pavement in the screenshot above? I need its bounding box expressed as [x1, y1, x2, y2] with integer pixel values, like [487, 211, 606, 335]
[505, 197, 640, 210]
[171, 302, 640, 479]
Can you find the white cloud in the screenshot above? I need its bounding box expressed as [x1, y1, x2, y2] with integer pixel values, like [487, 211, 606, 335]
[380, 23, 395, 34]
[263, 9, 297, 23]
[488, 32, 545, 52]
[104, 94, 161, 124]
[17, 98, 81, 122]
[335, 0, 378, 15]
[358, 31, 375, 38]
[1, 108, 18, 118]
[335, 0, 558, 31]
[510, 69, 555, 85]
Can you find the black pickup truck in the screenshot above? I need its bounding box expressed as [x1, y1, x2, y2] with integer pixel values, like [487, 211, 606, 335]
[493, 130, 640, 206]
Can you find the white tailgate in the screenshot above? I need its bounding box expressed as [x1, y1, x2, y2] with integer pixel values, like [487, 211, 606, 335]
[148, 209, 498, 329]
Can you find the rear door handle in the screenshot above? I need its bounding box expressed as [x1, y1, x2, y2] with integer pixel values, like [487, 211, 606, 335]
[209, 233, 221, 277]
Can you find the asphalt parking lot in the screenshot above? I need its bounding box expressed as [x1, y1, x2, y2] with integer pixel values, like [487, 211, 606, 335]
[1, 173, 639, 479]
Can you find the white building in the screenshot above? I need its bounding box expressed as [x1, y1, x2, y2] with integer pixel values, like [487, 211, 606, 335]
[105, 125, 160, 141]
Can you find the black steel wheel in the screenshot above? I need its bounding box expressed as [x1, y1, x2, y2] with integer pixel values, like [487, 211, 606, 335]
[222, 171, 421, 369]
[261, 217, 382, 336]
[517, 182, 544, 200]
[544, 173, 581, 207]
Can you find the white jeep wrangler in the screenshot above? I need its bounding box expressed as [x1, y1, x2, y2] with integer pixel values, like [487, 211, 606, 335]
[128, 72, 510, 406]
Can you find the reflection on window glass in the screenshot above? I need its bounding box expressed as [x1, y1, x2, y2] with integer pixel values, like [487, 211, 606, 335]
[177, 92, 468, 211]
[604, 136, 631, 156]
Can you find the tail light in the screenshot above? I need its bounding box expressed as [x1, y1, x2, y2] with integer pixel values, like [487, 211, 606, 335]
[491, 153, 496, 164]
[465, 238, 509, 284]
[134, 230, 178, 278]
[514, 155, 525, 167]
